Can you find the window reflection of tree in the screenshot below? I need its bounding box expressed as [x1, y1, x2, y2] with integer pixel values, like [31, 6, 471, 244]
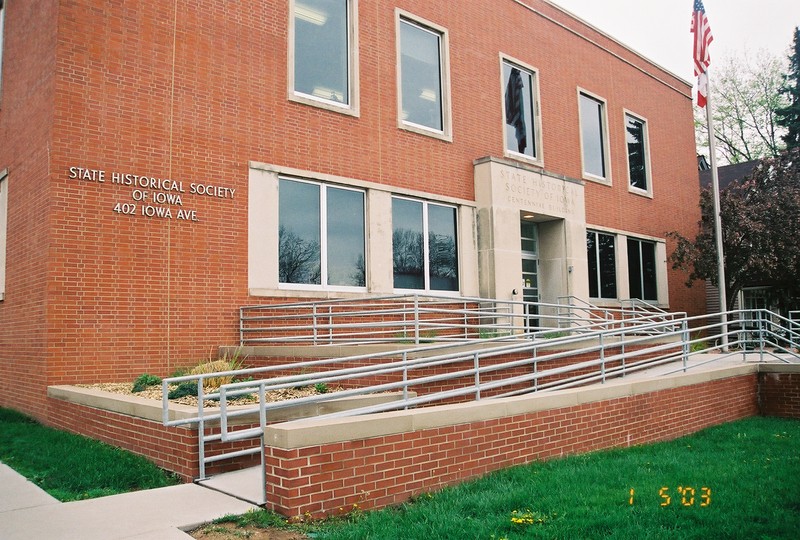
[279, 225, 321, 284]
[599, 234, 617, 298]
[392, 229, 457, 289]
[392, 228, 424, 278]
[350, 255, 366, 287]
[429, 232, 457, 281]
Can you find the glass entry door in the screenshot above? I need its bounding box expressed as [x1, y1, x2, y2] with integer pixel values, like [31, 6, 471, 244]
[520, 219, 539, 328]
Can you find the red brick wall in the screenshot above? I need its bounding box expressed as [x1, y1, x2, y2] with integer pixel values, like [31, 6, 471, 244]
[0, 0, 703, 421]
[263, 374, 758, 518]
[0, 1, 59, 423]
[759, 372, 800, 419]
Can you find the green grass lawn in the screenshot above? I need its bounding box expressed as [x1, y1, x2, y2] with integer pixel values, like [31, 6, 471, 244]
[0, 407, 180, 501]
[306, 416, 800, 539]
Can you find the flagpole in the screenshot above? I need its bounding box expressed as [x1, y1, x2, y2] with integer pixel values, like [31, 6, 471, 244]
[703, 72, 729, 350]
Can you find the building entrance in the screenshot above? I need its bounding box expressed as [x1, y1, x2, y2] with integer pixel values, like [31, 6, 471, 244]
[521, 218, 539, 327]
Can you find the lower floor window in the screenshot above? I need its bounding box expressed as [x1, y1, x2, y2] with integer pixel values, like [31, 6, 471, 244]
[392, 197, 458, 291]
[279, 178, 366, 288]
[627, 237, 657, 301]
[587, 230, 617, 299]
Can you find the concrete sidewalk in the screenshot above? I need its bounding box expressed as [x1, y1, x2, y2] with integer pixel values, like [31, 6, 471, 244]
[0, 462, 258, 540]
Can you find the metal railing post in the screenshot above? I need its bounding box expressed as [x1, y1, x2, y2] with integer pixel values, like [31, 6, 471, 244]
[620, 318, 626, 377]
[239, 307, 244, 347]
[681, 319, 689, 372]
[312, 304, 318, 345]
[327, 306, 333, 344]
[197, 379, 206, 480]
[260, 434, 267, 505]
[474, 351, 481, 400]
[463, 301, 468, 339]
[599, 333, 606, 383]
[414, 295, 420, 345]
[402, 351, 409, 407]
[759, 312, 765, 363]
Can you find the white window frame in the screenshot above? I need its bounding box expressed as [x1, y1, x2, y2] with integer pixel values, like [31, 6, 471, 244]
[392, 196, 459, 294]
[500, 54, 543, 167]
[578, 89, 611, 185]
[624, 109, 653, 198]
[395, 10, 452, 142]
[288, 0, 360, 117]
[586, 225, 669, 307]
[0, 168, 7, 301]
[278, 177, 367, 292]
[586, 229, 618, 301]
[626, 236, 659, 302]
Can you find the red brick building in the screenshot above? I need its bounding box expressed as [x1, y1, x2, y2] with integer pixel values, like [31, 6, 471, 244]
[0, 0, 703, 420]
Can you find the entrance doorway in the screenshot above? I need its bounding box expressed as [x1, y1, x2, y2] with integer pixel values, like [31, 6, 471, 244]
[521, 217, 539, 328]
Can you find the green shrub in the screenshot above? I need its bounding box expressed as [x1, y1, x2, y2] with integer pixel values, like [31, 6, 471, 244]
[315, 382, 330, 394]
[131, 374, 162, 393]
[167, 381, 198, 400]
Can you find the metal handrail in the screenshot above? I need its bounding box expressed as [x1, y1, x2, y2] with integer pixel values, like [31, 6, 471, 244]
[165, 306, 800, 505]
[240, 294, 678, 346]
[223, 309, 798, 428]
[620, 298, 668, 315]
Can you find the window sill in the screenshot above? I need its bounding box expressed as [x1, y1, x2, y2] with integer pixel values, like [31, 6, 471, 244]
[628, 186, 654, 199]
[582, 173, 612, 186]
[289, 93, 360, 118]
[249, 288, 369, 300]
[504, 150, 543, 169]
[399, 121, 452, 143]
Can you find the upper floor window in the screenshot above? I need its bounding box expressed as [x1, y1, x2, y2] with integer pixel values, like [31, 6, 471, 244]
[290, 0, 358, 114]
[587, 230, 616, 300]
[279, 178, 366, 289]
[625, 112, 651, 195]
[392, 197, 458, 292]
[502, 58, 542, 163]
[397, 13, 451, 139]
[0, 169, 7, 300]
[579, 91, 610, 182]
[627, 237, 657, 301]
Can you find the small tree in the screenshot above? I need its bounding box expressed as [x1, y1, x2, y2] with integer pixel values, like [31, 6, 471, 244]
[776, 27, 800, 151]
[668, 148, 800, 312]
[695, 50, 788, 164]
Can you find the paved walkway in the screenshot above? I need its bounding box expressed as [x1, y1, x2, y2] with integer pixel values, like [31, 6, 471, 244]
[0, 461, 258, 540]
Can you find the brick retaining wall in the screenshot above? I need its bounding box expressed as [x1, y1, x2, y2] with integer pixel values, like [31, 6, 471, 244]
[759, 367, 800, 419]
[263, 370, 759, 518]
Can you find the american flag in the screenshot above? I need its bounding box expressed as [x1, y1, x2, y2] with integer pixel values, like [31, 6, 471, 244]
[691, 0, 714, 107]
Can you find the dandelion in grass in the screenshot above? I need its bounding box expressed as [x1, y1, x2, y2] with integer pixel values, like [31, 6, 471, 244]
[510, 509, 547, 526]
